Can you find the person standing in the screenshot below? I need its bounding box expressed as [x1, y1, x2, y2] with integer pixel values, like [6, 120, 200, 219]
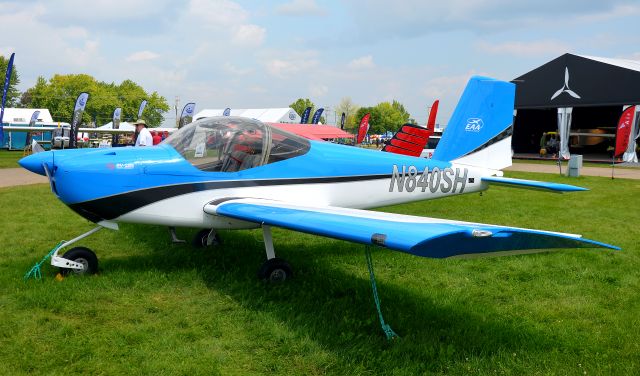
[133, 119, 153, 147]
[152, 131, 162, 145]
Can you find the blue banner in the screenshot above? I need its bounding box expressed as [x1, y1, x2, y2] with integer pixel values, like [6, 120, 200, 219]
[340, 112, 346, 130]
[179, 102, 196, 128]
[300, 107, 311, 124]
[137, 99, 147, 119]
[223, 107, 231, 116]
[0, 52, 15, 145]
[69, 92, 89, 148]
[311, 108, 324, 124]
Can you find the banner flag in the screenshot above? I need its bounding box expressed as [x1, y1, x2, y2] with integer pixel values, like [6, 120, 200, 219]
[25, 110, 40, 145]
[340, 112, 346, 130]
[615, 105, 636, 157]
[29, 110, 40, 127]
[356, 113, 371, 144]
[557, 107, 572, 160]
[426, 99, 439, 135]
[0, 52, 15, 145]
[179, 102, 196, 129]
[300, 107, 311, 124]
[223, 107, 231, 116]
[69, 92, 89, 148]
[311, 108, 324, 124]
[111, 107, 122, 145]
[137, 99, 147, 119]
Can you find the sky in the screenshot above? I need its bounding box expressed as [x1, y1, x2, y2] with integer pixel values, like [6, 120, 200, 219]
[1, 0, 639, 127]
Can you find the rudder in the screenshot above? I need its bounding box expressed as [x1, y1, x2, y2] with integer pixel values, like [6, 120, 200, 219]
[432, 76, 514, 170]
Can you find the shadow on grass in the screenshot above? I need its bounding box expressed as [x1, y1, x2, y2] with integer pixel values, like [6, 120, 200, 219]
[99, 224, 557, 372]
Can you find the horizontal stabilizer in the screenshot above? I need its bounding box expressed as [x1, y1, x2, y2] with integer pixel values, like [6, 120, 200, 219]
[482, 176, 587, 193]
[207, 199, 618, 258]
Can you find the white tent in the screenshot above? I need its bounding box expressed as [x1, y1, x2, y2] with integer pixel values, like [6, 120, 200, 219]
[97, 121, 136, 132]
[1, 108, 53, 123]
[193, 108, 301, 123]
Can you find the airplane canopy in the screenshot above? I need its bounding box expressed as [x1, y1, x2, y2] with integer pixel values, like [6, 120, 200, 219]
[164, 116, 310, 173]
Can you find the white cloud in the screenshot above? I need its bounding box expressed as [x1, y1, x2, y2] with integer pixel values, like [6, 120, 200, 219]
[476, 40, 570, 57]
[187, 0, 266, 47]
[232, 24, 266, 46]
[347, 1, 640, 41]
[348, 55, 375, 70]
[187, 0, 249, 25]
[309, 84, 328, 97]
[125, 50, 160, 62]
[223, 62, 254, 76]
[277, 0, 326, 16]
[263, 51, 319, 78]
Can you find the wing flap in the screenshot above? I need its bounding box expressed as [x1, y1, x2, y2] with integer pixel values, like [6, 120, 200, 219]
[207, 199, 618, 258]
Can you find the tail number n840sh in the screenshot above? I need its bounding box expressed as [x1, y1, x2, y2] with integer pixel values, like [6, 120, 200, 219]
[389, 165, 468, 193]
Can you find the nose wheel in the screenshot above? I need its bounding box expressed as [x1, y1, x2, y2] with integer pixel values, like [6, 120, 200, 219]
[259, 225, 292, 282]
[59, 247, 98, 275]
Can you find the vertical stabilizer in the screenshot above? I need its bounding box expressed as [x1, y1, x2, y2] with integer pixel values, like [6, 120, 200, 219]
[432, 76, 514, 170]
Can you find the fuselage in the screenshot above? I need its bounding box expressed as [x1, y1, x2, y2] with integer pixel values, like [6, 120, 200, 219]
[19, 119, 494, 230]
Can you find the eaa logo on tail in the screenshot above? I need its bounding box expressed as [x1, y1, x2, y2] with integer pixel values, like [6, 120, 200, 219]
[465, 118, 484, 132]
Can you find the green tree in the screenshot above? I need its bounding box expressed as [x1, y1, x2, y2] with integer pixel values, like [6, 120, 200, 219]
[289, 98, 315, 120]
[353, 100, 412, 134]
[22, 74, 169, 127]
[334, 97, 360, 130]
[0, 54, 21, 107]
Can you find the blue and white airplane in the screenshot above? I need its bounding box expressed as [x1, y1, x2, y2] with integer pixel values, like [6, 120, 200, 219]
[19, 76, 618, 281]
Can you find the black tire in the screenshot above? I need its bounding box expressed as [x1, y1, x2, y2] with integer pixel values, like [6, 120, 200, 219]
[258, 258, 292, 282]
[59, 247, 98, 276]
[192, 229, 221, 248]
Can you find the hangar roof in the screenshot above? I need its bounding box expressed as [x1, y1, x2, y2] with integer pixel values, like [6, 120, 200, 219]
[513, 53, 640, 109]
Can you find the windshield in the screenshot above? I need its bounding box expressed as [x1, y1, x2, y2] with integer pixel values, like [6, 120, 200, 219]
[163, 116, 310, 172]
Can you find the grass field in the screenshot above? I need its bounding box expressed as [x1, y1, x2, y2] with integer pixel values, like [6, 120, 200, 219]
[1, 172, 638, 375]
[0, 150, 23, 168]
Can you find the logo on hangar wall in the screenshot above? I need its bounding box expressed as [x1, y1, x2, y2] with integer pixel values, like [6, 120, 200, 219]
[551, 67, 581, 100]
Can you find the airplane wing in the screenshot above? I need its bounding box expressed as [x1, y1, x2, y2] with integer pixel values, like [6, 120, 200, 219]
[204, 198, 618, 258]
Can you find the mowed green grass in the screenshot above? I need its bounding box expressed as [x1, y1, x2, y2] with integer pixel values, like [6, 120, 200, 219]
[0, 172, 638, 375]
[0, 150, 23, 168]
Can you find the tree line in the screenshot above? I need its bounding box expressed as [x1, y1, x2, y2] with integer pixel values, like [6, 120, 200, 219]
[1, 55, 169, 127]
[3, 54, 416, 131]
[290, 97, 415, 135]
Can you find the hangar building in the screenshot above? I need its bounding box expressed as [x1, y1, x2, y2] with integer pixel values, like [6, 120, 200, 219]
[512, 53, 640, 162]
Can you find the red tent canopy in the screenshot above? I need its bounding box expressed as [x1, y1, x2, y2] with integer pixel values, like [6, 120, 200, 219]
[270, 123, 354, 141]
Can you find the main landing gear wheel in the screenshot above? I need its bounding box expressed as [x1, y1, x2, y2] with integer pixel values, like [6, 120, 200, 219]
[258, 258, 292, 282]
[59, 247, 98, 276]
[192, 229, 221, 248]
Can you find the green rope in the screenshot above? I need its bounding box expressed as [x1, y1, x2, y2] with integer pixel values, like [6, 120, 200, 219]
[365, 246, 399, 340]
[24, 241, 65, 281]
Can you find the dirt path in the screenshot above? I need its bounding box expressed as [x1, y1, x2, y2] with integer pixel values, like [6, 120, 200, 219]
[0, 168, 48, 188]
[506, 163, 640, 180]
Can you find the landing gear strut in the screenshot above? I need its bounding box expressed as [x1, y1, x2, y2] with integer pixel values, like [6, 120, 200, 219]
[257, 225, 292, 282]
[192, 229, 221, 247]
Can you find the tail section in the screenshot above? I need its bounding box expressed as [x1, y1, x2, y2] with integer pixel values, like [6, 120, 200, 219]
[432, 76, 514, 170]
